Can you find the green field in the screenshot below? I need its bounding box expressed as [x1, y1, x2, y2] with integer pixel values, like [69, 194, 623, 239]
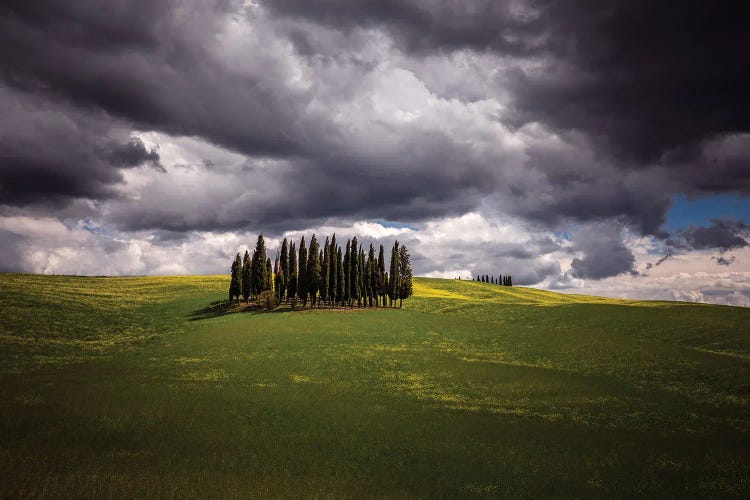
[1, 273, 750, 498]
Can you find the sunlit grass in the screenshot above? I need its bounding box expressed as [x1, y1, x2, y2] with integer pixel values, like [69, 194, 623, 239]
[1, 273, 750, 497]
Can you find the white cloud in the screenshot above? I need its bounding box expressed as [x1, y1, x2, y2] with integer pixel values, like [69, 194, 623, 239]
[3, 211, 749, 307]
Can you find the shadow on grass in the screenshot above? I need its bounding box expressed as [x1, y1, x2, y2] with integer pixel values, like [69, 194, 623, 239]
[189, 300, 391, 321]
[188, 300, 254, 321]
[188, 300, 305, 321]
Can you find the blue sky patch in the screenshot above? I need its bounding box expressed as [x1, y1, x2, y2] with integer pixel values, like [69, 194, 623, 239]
[665, 194, 750, 231]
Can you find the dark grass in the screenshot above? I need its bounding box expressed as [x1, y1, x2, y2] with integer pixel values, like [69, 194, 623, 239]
[1, 273, 750, 497]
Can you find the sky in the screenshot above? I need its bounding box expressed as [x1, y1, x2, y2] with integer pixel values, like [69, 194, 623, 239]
[1, 1, 749, 306]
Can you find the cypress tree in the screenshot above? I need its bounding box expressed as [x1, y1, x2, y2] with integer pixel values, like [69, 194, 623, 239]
[288, 242, 297, 301]
[363, 251, 370, 307]
[336, 247, 344, 306]
[241, 250, 252, 303]
[377, 245, 386, 307]
[274, 257, 284, 303]
[266, 257, 273, 292]
[251, 235, 267, 296]
[307, 235, 321, 308]
[508, 275, 513, 287]
[389, 241, 399, 307]
[350, 237, 360, 307]
[367, 244, 376, 307]
[343, 240, 351, 306]
[298, 236, 308, 307]
[398, 244, 413, 308]
[357, 245, 367, 307]
[279, 238, 289, 301]
[322, 237, 330, 307]
[230, 252, 242, 302]
[329, 234, 337, 306]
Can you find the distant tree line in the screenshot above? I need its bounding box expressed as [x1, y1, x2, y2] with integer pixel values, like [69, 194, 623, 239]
[230, 234, 413, 308]
[472, 274, 513, 286]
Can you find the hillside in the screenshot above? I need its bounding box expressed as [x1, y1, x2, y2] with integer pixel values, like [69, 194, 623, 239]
[1, 273, 749, 498]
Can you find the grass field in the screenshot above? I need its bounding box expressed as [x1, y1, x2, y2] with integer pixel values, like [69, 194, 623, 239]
[1, 273, 750, 498]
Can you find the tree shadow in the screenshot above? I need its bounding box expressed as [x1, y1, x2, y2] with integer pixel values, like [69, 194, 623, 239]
[188, 300, 389, 321]
[188, 300, 258, 321]
[187, 300, 304, 321]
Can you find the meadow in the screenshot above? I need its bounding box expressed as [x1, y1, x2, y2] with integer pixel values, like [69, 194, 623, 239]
[1, 273, 750, 498]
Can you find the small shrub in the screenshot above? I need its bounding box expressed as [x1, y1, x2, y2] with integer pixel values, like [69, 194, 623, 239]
[258, 290, 278, 311]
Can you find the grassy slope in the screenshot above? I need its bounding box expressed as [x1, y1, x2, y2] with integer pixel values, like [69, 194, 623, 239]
[1, 273, 749, 498]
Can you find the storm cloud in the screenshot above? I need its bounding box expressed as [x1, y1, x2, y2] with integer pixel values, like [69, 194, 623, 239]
[569, 223, 636, 280]
[0, 1, 749, 302]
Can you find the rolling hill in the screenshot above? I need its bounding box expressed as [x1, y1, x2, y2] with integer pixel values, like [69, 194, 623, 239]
[1, 273, 749, 498]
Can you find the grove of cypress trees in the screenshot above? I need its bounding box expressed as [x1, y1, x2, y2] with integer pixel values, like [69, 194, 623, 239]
[389, 241, 399, 307]
[298, 236, 308, 307]
[398, 244, 413, 308]
[336, 247, 344, 306]
[280, 238, 289, 301]
[241, 250, 252, 303]
[230, 234, 417, 309]
[230, 252, 242, 302]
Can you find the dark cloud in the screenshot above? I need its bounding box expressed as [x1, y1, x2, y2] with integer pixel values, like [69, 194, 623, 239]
[268, 1, 750, 168]
[503, 2, 750, 169]
[675, 219, 749, 252]
[268, 0, 750, 237]
[0, 229, 25, 272]
[0, 0, 318, 160]
[686, 134, 750, 194]
[102, 137, 164, 172]
[649, 219, 749, 268]
[1, 0, 748, 287]
[0, 89, 119, 205]
[265, 0, 540, 56]
[0, 88, 164, 206]
[713, 255, 736, 267]
[569, 223, 636, 280]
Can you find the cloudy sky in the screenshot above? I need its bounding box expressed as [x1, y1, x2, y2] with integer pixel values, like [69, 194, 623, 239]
[2, 1, 750, 306]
